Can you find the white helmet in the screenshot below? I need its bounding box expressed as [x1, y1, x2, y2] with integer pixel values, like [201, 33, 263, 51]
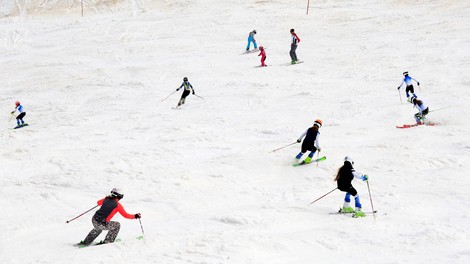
[111, 188, 124, 199]
[344, 156, 354, 165]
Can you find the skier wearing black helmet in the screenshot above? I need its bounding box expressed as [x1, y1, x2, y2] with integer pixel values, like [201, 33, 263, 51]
[176, 77, 195, 107]
[76, 188, 141, 247]
[397, 71, 420, 101]
[335, 156, 369, 218]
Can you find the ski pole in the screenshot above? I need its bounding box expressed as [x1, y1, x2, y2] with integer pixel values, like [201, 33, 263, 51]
[139, 218, 145, 236]
[161, 90, 178, 102]
[398, 89, 403, 104]
[309, 188, 337, 205]
[366, 181, 376, 221]
[429, 106, 451, 113]
[269, 142, 297, 153]
[65, 205, 99, 224]
[316, 150, 320, 167]
[9, 113, 15, 122]
[194, 94, 205, 100]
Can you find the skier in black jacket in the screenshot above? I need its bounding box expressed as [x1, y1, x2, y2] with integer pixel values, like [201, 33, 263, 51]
[335, 156, 368, 217]
[76, 188, 141, 247]
[295, 119, 322, 164]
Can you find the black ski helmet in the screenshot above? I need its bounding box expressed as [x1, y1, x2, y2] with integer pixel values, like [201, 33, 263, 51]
[344, 156, 354, 165]
[403, 71, 409, 76]
[253, 30, 257, 34]
[183, 77, 188, 82]
[290, 28, 295, 33]
[111, 188, 124, 199]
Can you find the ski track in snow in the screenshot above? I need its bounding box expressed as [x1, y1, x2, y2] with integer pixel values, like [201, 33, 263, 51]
[1, 0, 470, 263]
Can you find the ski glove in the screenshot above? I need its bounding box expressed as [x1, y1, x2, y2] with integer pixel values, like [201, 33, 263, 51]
[11, 111, 14, 114]
[397, 86, 400, 90]
[134, 213, 141, 219]
[192, 91, 195, 95]
[297, 139, 301, 143]
[361, 175, 369, 181]
[417, 82, 420, 86]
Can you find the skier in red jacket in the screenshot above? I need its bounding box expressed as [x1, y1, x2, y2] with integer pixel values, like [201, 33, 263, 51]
[77, 188, 141, 246]
[258, 46, 267, 67]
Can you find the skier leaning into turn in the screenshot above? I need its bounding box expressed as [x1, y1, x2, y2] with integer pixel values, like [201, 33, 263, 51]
[77, 188, 141, 247]
[410, 96, 429, 124]
[397, 71, 420, 101]
[176, 77, 195, 107]
[295, 119, 322, 164]
[335, 156, 369, 218]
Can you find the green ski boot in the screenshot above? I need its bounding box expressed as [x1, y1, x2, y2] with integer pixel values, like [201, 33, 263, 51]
[353, 209, 366, 218]
[340, 206, 355, 213]
[303, 156, 312, 164]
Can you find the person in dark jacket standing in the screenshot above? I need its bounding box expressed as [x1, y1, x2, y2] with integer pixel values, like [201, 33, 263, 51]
[295, 119, 322, 164]
[335, 156, 368, 218]
[77, 188, 141, 246]
[289, 28, 301, 64]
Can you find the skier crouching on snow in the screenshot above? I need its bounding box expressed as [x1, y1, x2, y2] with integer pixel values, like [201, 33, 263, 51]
[11, 101, 27, 128]
[246, 30, 257, 52]
[295, 119, 322, 164]
[335, 156, 369, 218]
[77, 188, 141, 246]
[258, 46, 267, 67]
[176, 77, 195, 107]
[411, 96, 429, 124]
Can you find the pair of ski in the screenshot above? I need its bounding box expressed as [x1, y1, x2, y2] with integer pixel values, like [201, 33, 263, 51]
[396, 121, 438, 129]
[12, 123, 29, 129]
[331, 208, 378, 218]
[292, 156, 326, 167]
[74, 236, 144, 248]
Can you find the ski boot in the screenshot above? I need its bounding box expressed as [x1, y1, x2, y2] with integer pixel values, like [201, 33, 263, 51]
[291, 60, 297, 65]
[303, 156, 312, 164]
[353, 208, 366, 218]
[75, 241, 89, 248]
[339, 206, 355, 213]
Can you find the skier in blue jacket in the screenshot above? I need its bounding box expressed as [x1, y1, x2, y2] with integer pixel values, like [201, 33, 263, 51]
[246, 30, 257, 52]
[397, 71, 420, 101]
[11, 101, 27, 128]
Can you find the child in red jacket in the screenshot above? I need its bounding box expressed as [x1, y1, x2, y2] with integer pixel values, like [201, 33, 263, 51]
[258, 46, 267, 67]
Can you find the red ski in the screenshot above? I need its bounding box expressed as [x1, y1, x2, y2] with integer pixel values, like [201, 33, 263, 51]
[396, 122, 439, 129]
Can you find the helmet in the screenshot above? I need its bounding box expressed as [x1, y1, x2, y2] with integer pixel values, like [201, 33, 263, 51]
[15, 101, 20, 107]
[313, 119, 322, 128]
[259, 46, 264, 50]
[253, 30, 257, 34]
[183, 77, 188, 82]
[403, 71, 409, 76]
[290, 28, 295, 33]
[344, 156, 354, 165]
[110, 188, 124, 199]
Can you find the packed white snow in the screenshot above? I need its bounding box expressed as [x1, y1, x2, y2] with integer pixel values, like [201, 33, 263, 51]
[1, 0, 470, 263]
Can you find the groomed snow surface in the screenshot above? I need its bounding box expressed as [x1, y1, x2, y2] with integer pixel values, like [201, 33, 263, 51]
[1, 0, 470, 263]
